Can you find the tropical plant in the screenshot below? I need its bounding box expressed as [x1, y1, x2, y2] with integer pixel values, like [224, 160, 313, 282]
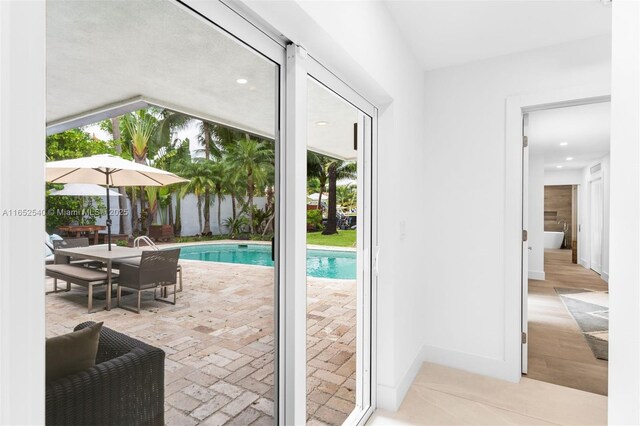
[307, 152, 357, 235]
[45, 129, 113, 231]
[223, 216, 248, 239]
[225, 137, 274, 234]
[47, 128, 115, 161]
[307, 209, 323, 232]
[208, 161, 227, 234]
[336, 184, 357, 212]
[122, 109, 159, 235]
[179, 160, 216, 235]
[252, 205, 274, 235]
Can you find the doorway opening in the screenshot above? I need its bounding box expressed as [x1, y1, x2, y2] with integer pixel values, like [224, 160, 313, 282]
[522, 101, 610, 396]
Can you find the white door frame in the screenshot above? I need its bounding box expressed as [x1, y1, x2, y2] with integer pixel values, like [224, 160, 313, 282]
[521, 113, 529, 375]
[0, 2, 47, 423]
[589, 176, 604, 274]
[505, 86, 610, 379]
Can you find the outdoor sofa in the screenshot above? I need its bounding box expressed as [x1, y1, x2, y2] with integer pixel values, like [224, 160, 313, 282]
[46, 321, 165, 426]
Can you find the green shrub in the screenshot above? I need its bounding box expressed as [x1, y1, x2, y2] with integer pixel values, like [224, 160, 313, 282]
[307, 209, 323, 232]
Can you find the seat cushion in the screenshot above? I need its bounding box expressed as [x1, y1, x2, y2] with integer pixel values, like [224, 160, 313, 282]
[46, 264, 116, 281]
[46, 322, 103, 383]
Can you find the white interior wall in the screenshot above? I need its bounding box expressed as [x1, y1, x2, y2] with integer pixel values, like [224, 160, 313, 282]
[544, 169, 582, 185]
[528, 153, 545, 280]
[239, 0, 426, 409]
[421, 35, 611, 380]
[0, 1, 46, 423]
[609, 1, 640, 422]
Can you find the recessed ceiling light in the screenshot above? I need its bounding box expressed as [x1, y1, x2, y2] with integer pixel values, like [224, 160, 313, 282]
[556, 165, 563, 169]
[559, 142, 568, 146]
[566, 157, 573, 161]
[236, 78, 248, 84]
[316, 121, 328, 126]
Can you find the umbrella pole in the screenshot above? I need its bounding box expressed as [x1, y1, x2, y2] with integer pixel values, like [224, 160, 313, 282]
[106, 173, 112, 251]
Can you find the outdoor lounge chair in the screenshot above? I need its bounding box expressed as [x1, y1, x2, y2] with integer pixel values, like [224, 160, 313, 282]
[46, 321, 165, 426]
[116, 248, 181, 313]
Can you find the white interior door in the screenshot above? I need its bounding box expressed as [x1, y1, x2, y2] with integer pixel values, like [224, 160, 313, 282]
[590, 178, 603, 274]
[521, 114, 529, 374]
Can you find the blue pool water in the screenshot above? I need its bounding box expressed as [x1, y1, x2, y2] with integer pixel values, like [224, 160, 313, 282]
[179, 244, 356, 280]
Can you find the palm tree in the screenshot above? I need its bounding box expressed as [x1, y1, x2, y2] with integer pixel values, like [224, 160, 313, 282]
[315, 156, 356, 235]
[179, 160, 215, 235]
[122, 109, 158, 234]
[336, 184, 357, 212]
[307, 152, 328, 209]
[152, 137, 191, 235]
[101, 116, 131, 235]
[225, 137, 274, 234]
[197, 121, 222, 235]
[209, 161, 227, 234]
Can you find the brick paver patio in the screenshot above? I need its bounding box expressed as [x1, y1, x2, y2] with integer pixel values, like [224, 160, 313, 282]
[46, 258, 356, 425]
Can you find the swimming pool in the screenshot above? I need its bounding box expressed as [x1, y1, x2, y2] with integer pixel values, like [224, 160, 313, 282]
[178, 243, 356, 280]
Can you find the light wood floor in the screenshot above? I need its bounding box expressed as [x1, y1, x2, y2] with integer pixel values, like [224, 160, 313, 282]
[527, 249, 608, 396]
[368, 363, 607, 425]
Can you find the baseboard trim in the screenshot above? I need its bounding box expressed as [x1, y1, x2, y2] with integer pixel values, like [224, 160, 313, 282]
[579, 258, 589, 268]
[377, 347, 424, 411]
[602, 271, 609, 283]
[528, 270, 545, 280]
[420, 344, 519, 383]
[377, 344, 521, 411]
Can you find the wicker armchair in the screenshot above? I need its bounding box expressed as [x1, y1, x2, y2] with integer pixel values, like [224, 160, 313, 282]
[117, 249, 181, 313]
[46, 322, 165, 426]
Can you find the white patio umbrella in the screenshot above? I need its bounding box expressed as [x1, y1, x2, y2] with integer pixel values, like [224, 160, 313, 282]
[307, 192, 327, 202]
[49, 183, 122, 226]
[49, 183, 122, 197]
[46, 154, 188, 250]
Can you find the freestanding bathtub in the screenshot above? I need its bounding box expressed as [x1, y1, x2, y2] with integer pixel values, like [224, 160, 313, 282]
[544, 231, 564, 249]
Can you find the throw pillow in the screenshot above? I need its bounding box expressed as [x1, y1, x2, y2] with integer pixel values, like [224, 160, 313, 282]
[46, 322, 103, 383]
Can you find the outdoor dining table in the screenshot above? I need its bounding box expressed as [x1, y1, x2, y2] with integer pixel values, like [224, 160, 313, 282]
[58, 225, 106, 245]
[54, 245, 143, 311]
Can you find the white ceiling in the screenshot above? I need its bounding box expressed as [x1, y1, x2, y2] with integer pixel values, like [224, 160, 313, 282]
[528, 102, 610, 171]
[308, 79, 359, 160]
[384, 0, 612, 71]
[47, 0, 277, 139]
[47, 0, 358, 159]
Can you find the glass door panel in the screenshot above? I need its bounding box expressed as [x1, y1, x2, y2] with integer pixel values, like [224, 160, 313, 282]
[305, 76, 372, 425]
[45, 1, 280, 424]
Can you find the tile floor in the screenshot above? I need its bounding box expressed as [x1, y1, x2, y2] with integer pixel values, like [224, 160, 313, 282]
[46, 259, 356, 425]
[368, 362, 607, 425]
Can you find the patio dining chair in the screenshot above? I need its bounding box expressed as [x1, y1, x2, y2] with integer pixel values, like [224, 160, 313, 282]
[52, 238, 101, 267]
[47, 238, 102, 294]
[116, 248, 181, 314]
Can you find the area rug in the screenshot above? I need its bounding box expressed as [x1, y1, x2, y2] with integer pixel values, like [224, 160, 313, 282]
[555, 287, 608, 361]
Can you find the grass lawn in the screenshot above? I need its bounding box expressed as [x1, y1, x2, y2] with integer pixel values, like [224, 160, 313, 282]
[306, 230, 356, 247]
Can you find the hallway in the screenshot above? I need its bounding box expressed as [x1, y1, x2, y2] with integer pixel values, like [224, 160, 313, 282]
[527, 249, 608, 395]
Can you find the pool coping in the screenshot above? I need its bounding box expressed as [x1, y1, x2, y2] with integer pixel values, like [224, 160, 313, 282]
[162, 240, 357, 280]
[159, 239, 356, 252]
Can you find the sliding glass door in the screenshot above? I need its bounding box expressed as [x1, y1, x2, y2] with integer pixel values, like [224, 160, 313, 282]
[45, 1, 283, 424]
[305, 74, 375, 425]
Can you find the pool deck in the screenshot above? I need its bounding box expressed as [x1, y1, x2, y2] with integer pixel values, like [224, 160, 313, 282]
[46, 254, 356, 425]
